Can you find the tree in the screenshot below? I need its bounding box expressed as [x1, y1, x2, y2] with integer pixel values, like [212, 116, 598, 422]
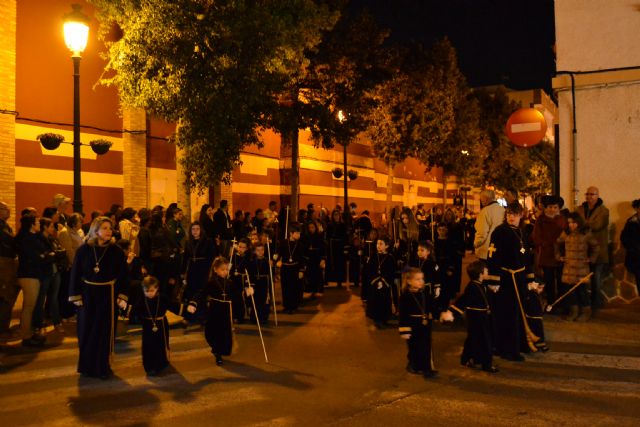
[413, 40, 487, 206]
[90, 0, 336, 194]
[366, 41, 458, 213]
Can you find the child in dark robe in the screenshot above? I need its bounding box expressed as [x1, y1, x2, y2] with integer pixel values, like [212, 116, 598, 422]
[275, 223, 306, 314]
[398, 267, 439, 378]
[442, 260, 498, 373]
[230, 238, 251, 323]
[360, 228, 379, 302]
[188, 256, 252, 365]
[247, 243, 272, 325]
[365, 237, 396, 328]
[523, 280, 549, 352]
[302, 221, 326, 297]
[409, 241, 442, 304]
[135, 276, 182, 376]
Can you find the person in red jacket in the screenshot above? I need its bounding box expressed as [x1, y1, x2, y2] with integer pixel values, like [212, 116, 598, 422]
[532, 195, 566, 308]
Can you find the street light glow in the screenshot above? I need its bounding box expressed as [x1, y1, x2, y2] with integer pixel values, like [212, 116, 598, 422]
[337, 109, 346, 123]
[63, 5, 89, 56]
[461, 149, 469, 155]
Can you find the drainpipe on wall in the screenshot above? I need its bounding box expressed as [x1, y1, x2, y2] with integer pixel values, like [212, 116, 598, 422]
[569, 73, 578, 208]
[555, 65, 640, 208]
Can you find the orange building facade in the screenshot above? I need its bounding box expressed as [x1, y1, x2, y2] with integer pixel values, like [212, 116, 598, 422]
[1, 0, 471, 227]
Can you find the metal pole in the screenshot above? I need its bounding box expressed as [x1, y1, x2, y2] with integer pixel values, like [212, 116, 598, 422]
[72, 55, 83, 214]
[343, 142, 348, 213]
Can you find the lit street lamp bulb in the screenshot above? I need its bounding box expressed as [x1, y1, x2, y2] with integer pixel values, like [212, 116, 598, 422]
[461, 150, 469, 155]
[337, 110, 346, 123]
[64, 21, 89, 56]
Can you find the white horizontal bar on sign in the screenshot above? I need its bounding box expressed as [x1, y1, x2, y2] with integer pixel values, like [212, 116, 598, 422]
[511, 122, 541, 133]
[15, 123, 124, 152]
[15, 166, 124, 188]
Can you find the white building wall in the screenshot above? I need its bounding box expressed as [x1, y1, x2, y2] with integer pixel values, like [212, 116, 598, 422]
[554, 0, 640, 303]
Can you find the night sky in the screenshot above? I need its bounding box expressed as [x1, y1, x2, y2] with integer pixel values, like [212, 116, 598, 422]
[352, 0, 556, 93]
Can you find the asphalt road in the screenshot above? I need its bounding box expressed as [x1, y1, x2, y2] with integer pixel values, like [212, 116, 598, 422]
[1, 283, 640, 426]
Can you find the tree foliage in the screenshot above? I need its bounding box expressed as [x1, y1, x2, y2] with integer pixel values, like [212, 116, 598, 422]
[90, 0, 337, 191]
[299, 7, 391, 148]
[414, 40, 487, 187]
[473, 86, 552, 194]
[366, 40, 457, 167]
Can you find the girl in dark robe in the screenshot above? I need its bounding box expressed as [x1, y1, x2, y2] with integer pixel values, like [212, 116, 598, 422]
[275, 223, 306, 314]
[68, 217, 129, 379]
[247, 243, 272, 324]
[325, 210, 347, 286]
[360, 228, 379, 302]
[181, 221, 217, 325]
[230, 238, 252, 323]
[302, 221, 326, 296]
[409, 241, 442, 304]
[365, 237, 396, 328]
[188, 256, 254, 365]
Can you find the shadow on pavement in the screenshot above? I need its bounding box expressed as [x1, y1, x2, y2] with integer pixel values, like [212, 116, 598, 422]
[147, 365, 215, 403]
[68, 375, 160, 426]
[219, 360, 316, 390]
[0, 326, 68, 373]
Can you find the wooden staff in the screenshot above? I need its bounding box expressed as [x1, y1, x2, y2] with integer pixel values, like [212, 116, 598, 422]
[244, 270, 269, 363]
[266, 237, 278, 327]
[227, 238, 237, 279]
[545, 272, 593, 312]
[502, 267, 540, 353]
[345, 257, 351, 290]
[285, 205, 290, 240]
[430, 207, 435, 243]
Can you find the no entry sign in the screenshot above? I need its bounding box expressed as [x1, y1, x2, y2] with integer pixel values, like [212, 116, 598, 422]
[505, 108, 547, 147]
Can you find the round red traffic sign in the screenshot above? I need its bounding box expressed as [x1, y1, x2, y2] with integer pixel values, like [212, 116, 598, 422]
[505, 108, 547, 147]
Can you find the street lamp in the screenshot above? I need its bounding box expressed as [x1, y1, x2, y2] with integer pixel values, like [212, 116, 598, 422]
[337, 110, 350, 225]
[63, 4, 89, 214]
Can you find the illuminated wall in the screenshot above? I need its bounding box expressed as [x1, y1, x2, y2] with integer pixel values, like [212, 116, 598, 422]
[5, 0, 469, 228]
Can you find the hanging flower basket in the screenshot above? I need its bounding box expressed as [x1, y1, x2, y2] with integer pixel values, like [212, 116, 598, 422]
[347, 169, 359, 181]
[37, 133, 64, 150]
[89, 139, 113, 155]
[331, 167, 343, 179]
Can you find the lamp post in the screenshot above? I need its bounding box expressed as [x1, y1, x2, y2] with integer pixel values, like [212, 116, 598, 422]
[63, 4, 89, 214]
[337, 110, 350, 226]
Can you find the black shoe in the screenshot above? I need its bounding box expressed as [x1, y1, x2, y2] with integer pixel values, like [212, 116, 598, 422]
[461, 359, 476, 368]
[502, 354, 525, 362]
[482, 365, 499, 373]
[215, 354, 223, 366]
[374, 321, 383, 329]
[99, 369, 113, 380]
[406, 363, 422, 375]
[423, 370, 438, 378]
[22, 337, 45, 347]
[537, 343, 550, 352]
[147, 370, 158, 377]
[33, 334, 46, 343]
